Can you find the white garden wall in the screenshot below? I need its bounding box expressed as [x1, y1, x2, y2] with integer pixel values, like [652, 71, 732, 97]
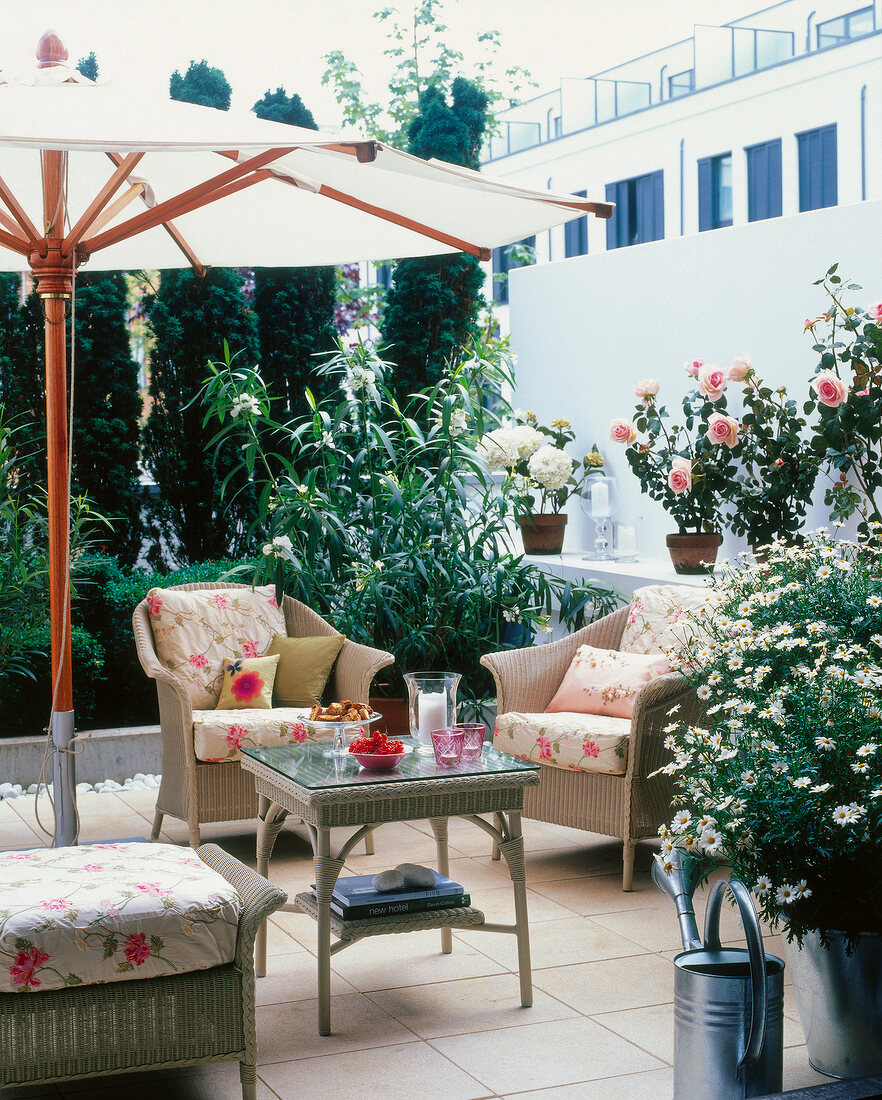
[508, 198, 882, 557]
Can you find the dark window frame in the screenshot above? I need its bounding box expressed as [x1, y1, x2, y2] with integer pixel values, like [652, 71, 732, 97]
[604, 170, 664, 250]
[797, 124, 838, 211]
[698, 152, 733, 231]
[745, 138, 783, 222]
[564, 190, 589, 258]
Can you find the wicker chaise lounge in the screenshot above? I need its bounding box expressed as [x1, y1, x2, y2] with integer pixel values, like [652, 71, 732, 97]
[0, 844, 286, 1098]
[133, 581, 394, 847]
[482, 594, 705, 890]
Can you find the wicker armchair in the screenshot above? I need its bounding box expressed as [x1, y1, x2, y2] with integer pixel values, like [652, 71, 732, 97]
[133, 581, 394, 847]
[481, 605, 703, 890]
[0, 844, 286, 1098]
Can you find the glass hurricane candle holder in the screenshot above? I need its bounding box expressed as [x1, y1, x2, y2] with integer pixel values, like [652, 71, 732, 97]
[580, 474, 615, 561]
[614, 515, 641, 563]
[404, 672, 461, 755]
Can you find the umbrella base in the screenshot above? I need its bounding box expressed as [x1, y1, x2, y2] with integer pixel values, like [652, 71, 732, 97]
[51, 709, 77, 847]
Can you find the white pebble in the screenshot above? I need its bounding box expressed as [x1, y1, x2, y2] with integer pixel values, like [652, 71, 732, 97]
[26, 783, 38, 795]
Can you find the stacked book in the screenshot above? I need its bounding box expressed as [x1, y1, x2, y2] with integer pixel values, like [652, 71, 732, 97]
[323, 871, 469, 920]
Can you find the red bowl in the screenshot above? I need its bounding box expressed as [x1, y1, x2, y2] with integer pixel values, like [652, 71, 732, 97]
[350, 748, 409, 770]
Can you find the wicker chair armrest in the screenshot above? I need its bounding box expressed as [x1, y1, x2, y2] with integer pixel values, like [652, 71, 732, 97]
[331, 639, 395, 703]
[481, 607, 630, 713]
[196, 844, 287, 970]
[628, 673, 697, 778]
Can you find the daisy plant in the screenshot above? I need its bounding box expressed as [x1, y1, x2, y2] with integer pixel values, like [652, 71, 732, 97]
[656, 528, 882, 946]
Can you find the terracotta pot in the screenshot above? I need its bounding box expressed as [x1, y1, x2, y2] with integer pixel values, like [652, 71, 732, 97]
[369, 696, 409, 737]
[665, 531, 722, 575]
[519, 513, 567, 554]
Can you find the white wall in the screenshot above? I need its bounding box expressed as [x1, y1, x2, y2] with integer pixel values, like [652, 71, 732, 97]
[508, 198, 882, 557]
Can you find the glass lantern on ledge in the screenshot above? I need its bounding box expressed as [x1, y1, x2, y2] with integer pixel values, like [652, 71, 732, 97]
[580, 474, 615, 561]
[613, 515, 641, 563]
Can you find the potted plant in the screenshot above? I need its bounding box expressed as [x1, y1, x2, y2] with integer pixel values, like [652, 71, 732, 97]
[724, 357, 819, 554]
[658, 529, 882, 1077]
[479, 411, 591, 554]
[610, 367, 740, 573]
[198, 338, 620, 717]
[805, 264, 882, 535]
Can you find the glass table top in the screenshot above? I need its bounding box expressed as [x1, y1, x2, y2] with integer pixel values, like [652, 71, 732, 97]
[242, 741, 539, 791]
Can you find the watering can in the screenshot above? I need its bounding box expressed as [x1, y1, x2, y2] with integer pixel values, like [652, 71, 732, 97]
[652, 851, 785, 1099]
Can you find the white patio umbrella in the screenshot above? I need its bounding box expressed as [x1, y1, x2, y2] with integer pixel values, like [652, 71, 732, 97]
[0, 32, 612, 845]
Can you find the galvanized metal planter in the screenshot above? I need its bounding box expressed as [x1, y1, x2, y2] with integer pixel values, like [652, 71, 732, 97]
[785, 930, 882, 1079]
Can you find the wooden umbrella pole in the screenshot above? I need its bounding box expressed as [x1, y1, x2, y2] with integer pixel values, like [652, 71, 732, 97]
[32, 144, 77, 846]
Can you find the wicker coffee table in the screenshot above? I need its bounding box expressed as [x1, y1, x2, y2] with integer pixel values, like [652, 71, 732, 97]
[240, 742, 540, 1035]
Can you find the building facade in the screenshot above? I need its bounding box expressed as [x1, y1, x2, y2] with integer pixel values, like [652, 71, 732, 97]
[484, 0, 881, 306]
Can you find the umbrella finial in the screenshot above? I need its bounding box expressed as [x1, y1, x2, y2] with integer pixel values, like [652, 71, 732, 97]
[36, 31, 69, 69]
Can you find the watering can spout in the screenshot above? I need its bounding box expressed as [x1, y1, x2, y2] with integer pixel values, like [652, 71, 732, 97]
[651, 849, 703, 951]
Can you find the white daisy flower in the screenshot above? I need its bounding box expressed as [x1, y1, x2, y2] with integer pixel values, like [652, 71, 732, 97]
[728, 655, 744, 670]
[851, 761, 870, 773]
[868, 595, 882, 608]
[775, 883, 796, 905]
[700, 827, 724, 854]
[671, 810, 692, 833]
[740, 770, 757, 788]
[815, 736, 836, 750]
[832, 804, 859, 825]
[870, 788, 882, 799]
[816, 566, 834, 580]
[753, 877, 772, 898]
[695, 814, 717, 830]
[857, 743, 878, 757]
[792, 777, 812, 789]
[794, 880, 813, 899]
[810, 783, 832, 793]
[696, 685, 713, 700]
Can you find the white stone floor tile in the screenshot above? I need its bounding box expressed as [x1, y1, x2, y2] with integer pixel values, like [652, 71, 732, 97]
[432, 1015, 664, 1095]
[499, 1066, 675, 1099]
[366, 972, 578, 1038]
[259, 1042, 493, 1100]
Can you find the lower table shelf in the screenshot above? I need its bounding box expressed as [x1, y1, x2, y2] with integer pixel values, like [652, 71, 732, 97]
[294, 891, 485, 941]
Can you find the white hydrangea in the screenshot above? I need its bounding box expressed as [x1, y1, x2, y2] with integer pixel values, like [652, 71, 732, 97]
[479, 429, 520, 470]
[509, 424, 545, 460]
[527, 444, 573, 490]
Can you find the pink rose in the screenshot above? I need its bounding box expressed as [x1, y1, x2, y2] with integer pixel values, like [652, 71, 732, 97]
[697, 363, 727, 402]
[537, 736, 553, 762]
[290, 721, 309, 743]
[146, 595, 163, 617]
[188, 653, 208, 668]
[774, 457, 785, 468]
[632, 378, 659, 398]
[667, 456, 693, 494]
[812, 370, 848, 408]
[609, 418, 636, 444]
[867, 300, 882, 325]
[728, 355, 752, 381]
[212, 594, 229, 609]
[226, 724, 248, 750]
[685, 359, 703, 378]
[707, 413, 740, 448]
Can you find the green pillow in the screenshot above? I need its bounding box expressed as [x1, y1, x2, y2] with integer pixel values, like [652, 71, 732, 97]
[266, 634, 345, 707]
[216, 654, 280, 710]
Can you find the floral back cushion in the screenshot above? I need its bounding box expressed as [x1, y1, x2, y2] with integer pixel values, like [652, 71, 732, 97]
[0, 843, 240, 994]
[545, 645, 670, 718]
[619, 584, 711, 657]
[147, 586, 286, 709]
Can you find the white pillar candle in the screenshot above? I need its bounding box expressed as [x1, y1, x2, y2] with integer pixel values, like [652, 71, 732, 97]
[618, 524, 637, 555]
[418, 691, 447, 745]
[590, 480, 610, 517]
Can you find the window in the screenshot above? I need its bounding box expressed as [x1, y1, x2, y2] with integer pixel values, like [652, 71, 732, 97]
[604, 171, 664, 249]
[491, 236, 536, 304]
[817, 6, 875, 48]
[374, 263, 393, 290]
[668, 70, 695, 98]
[564, 191, 589, 258]
[745, 139, 782, 222]
[798, 125, 838, 211]
[698, 153, 733, 231]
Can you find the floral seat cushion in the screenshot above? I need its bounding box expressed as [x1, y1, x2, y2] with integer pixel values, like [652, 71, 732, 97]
[619, 583, 711, 657]
[0, 843, 240, 994]
[147, 586, 286, 710]
[193, 706, 325, 761]
[494, 711, 631, 775]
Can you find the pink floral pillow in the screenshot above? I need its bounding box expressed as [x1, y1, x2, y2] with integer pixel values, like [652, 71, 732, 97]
[545, 645, 670, 718]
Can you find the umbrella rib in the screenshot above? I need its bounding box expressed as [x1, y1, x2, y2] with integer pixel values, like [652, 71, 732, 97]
[83, 148, 293, 255]
[103, 153, 205, 275]
[0, 173, 41, 245]
[0, 208, 29, 244]
[61, 151, 145, 255]
[316, 183, 491, 260]
[0, 225, 31, 256]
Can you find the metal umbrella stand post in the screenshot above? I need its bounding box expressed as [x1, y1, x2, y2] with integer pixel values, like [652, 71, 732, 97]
[652, 854, 785, 1099]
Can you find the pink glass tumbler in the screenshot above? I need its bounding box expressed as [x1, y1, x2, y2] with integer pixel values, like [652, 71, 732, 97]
[431, 728, 464, 766]
[454, 723, 485, 760]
